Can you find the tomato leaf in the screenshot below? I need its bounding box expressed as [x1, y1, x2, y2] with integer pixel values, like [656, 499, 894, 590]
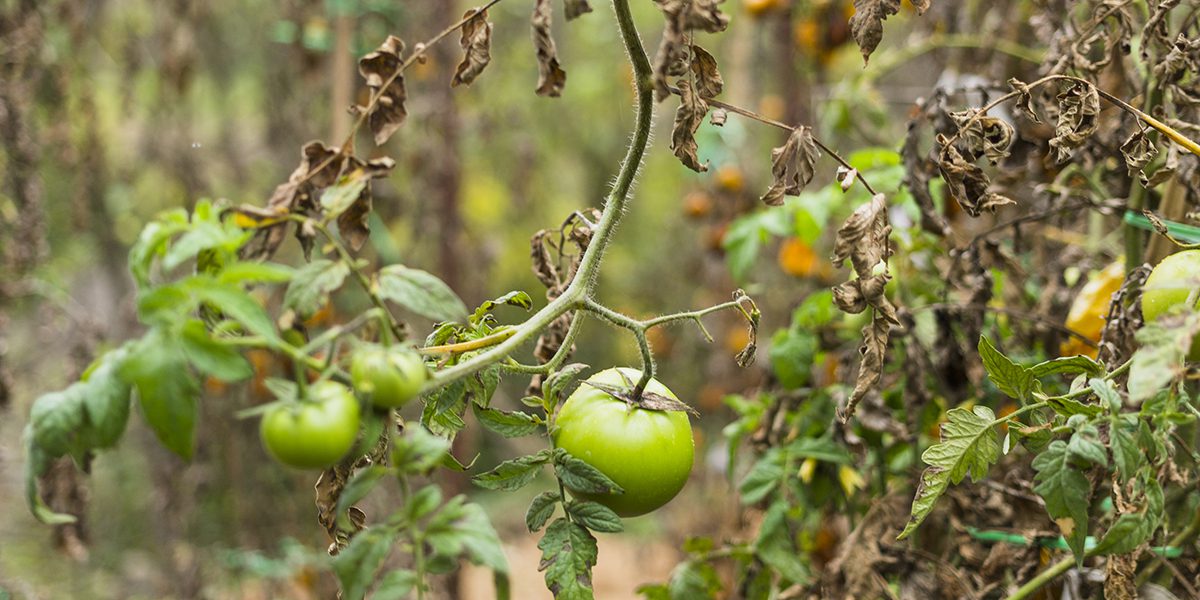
[371, 569, 418, 600]
[1032, 440, 1091, 562]
[1028, 354, 1104, 379]
[538, 518, 598, 600]
[216, 261, 295, 284]
[898, 405, 1000, 540]
[472, 451, 551, 491]
[335, 465, 390, 529]
[391, 426, 451, 475]
[473, 404, 540, 438]
[1128, 312, 1200, 403]
[120, 329, 200, 460]
[566, 501, 624, 533]
[283, 259, 350, 317]
[180, 320, 252, 381]
[1091, 477, 1163, 555]
[738, 448, 783, 505]
[376, 264, 468, 322]
[756, 500, 808, 584]
[553, 449, 624, 495]
[978, 336, 1034, 401]
[526, 491, 560, 532]
[544, 363, 589, 406]
[471, 290, 533, 325]
[332, 527, 394, 600]
[186, 276, 279, 342]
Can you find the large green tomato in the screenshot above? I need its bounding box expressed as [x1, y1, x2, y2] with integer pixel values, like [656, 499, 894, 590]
[350, 346, 428, 409]
[552, 368, 694, 518]
[1142, 250, 1200, 359]
[260, 381, 361, 469]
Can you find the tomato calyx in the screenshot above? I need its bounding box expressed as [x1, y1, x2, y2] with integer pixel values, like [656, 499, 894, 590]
[580, 379, 698, 416]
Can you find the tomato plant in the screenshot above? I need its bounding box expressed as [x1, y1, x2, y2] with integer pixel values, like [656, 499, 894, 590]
[350, 345, 427, 409]
[260, 381, 361, 469]
[553, 368, 694, 517]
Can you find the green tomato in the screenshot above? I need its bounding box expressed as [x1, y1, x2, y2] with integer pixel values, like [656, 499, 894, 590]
[1142, 250, 1200, 360]
[552, 367, 694, 518]
[351, 346, 428, 409]
[260, 381, 361, 469]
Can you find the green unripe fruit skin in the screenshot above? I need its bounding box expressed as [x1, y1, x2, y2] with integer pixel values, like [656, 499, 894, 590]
[351, 348, 428, 409]
[552, 368, 694, 518]
[261, 381, 361, 469]
[1142, 250, 1200, 361]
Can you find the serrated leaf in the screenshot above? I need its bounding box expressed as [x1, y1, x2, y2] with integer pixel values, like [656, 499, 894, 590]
[1032, 440, 1091, 561]
[1110, 418, 1140, 482]
[566, 501, 624, 533]
[283, 259, 350, 317]
[848, 0, 901, 64]
[545, 363, 589, 405]
[180, 320, 252, 381]
[119, 329, 200, 460]
[666, 560, 721, 600]
[738, 448, 783, 505]
[755, 501, 808, 584]
[377, 264, 469, 322]
[473, 452, 551, 491]
[1091, 478, 1163, 555]
[527, 491, 560, 532]
[471, 290, 534, 324]
[898, 405, 1000, 539]
[1129, 313, 1200, 403]
[332, 527, 394, 600]
[473, 404, 540, 438]
[538, 518, 597, 600]
[371, 569, 418, 600]
[1066, 424, 1107, 467]
[1029, 355, 1104, 379]
[391, 426, 452, 474]
[554, 449, 624, 495]
[186, 277, 279, 342]
[978, 336, 1034, 400]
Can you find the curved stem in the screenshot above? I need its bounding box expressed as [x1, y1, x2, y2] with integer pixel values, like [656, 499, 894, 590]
[419, 327, 517, 356]
[1004, 554, 1076, 600]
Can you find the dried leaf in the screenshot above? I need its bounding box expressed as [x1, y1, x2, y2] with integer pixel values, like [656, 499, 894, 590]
[532, 0, 567, 97]
[837, 166, 857, 192]
[334, 157, 395, 252]
[451, 9, 493, 87]
[581, 380, 699, 416]
[761, 126, 820, 206]
[938, 136, 1015, 217]
[355, 35, 409, 146]
[848, 0, 901, 64]
[1008, 78, 1042, 123]
[241, 141, 346, 260]
[909, 0, 931, 13]
[1121, 129, 1159, 187]
[902, 116, 951, 237]
[949, 109, 1015, 164]
[670, 80, 709, 173]
[689, 45, 723, 98]
[651, 0, 728, 102]
[709, 108, 727, 127]
[1049, 81, 1100, 163]
[563, 0, 593, 20]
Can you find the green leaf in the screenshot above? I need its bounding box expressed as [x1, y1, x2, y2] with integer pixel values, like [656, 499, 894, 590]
[405, 484, 444, 522]
[180, 320, 252, 381]
[471, 290, 534, 324]
[422, 379, 468, 436]
[1110, 417, 1140, 482]
[24, 433, 77, 524]
[1091, 478, 1163, 555]
[335, 466, 389, 525]
[769, 328, 816, 390]
[1128, 313, 1200, 403]
[128, 212, 189, 286]
[332, 527, 394, 600]
[538, 518, 598, 600]
[391, 427, 451, 475]
[526, 491, 560, 532]
[29, 387, 85, 458]
[1032, 440, 1091, 561]
[163, 219, 249, 271]
[738, 448, 783, 505]
[898, 405, 1000, 539]
[186, 277, 279, 342]
[1066, 424, 1107, 467]
[78, 350, 133, 449]
[283, 259, 350, 316]
[320, 173, 369, 219]
[1090, 378, 1123, 411]
[473, 452, 551, 491]
[755, 501, 808, 584]
[377, 264, 469, 322]
[136, 284, 193, 325]
[371, 569, 418, 600]
[1029, 355, 1104, 379]
[216, 261, 295, 284]
[554, 449, 624, 495]
[465, 364, 502, 408]
[424, 498, 509, 573]
[666, 560, 721, 600]
[473, 404, 540, 438]
[544, 363, 589, 406]
[119, 329, 199, 459]
[566, 501, 624, 533]
[978, 336, 1033, 400]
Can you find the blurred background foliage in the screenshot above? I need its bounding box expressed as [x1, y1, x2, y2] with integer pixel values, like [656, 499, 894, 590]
[0, 0, 1003, 597]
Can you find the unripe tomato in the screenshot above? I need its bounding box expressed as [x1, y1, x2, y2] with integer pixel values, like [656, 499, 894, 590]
[350, 346, 428, 409]
[260, 381, 361, 469]
[552, 368, 694, 517]
[1142, 250, 1200, 359]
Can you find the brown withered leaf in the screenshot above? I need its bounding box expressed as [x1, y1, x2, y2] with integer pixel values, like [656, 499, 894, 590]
[1142, 0, 1183, 64]
[938, 136, 1015, 217]
[451, 8, 492, 87]
[734, 294, 759, 368]
[837, 166, 857, 192]
[689, 45, 723, 98]
[1121, 129, 1159, 187]
[848, 0, 901, 64]
[671, 80, 710, 172]
[949, 109, 1015, 164]
[241, 142, 347, 260]
[532, 0, 567, 97]
[909, 0, 931, 13]
[833, 194, 891, 296]
[710, 108, 727, 126]
[1049, 81, 1100, 163]
[355, 36, 409, 146]
[1008, 78, 1041, 123]
[582, 380, 699, 416]
[650, 0, 728, 102]
[333, 157, 395, 252]
[841, 312, 892, 422]
[563, 0, 593, 20]
[761, 126, 820, 206]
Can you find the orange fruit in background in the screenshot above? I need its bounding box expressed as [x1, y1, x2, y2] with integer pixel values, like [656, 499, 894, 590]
[777, 237, 818, 277]
[682, 190, 714, 219]
[743, 0, 783, 17]
[715, 164, 745, 193]
[758, 94, 786, 122]
[1059, 260, 1124, 358]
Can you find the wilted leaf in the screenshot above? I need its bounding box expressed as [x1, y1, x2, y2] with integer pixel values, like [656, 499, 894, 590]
[355, 35, 409, 145]
[1008, 78, 1041, 123]
[949, 109, 1015, 164]
[1049, 81, 1100, 163]
[1121, 128, 1159, 187]
[650, 0, 728, 102]
[671, 80, 710, 173]
[761, 126, 820, 206]
[848, 0, 901, 64]
[532, 0, 567, 97]
[451, 8, 493, 87]
[242, 141, 346, 260]
[938, 137, 1015, 217]
[689, 45, 723, 98]
[563, 0, 592, 20]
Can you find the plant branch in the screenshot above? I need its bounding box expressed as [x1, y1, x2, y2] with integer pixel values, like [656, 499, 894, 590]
[419, 327, 517, 356]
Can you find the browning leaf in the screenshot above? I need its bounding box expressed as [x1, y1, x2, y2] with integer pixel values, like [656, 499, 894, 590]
[760, 126, 820, 206]
[334, 156, 396, 252]
[689, 45, 723, 98]
[563, 0, 593, 20]
[532, 0, 567, 97]
[902, 115, 951, 237]
[937, 136, 1015, 217]
[710, 108, 728, 127]
[1008, 78, 1041, 123]
[1121, 128, 1159, 187]
[355, 35, 409, 146]
[451, 8, 493, 87]
[1049, 81, 1100, 163]
[242, 141, 346, 260]
[949, 109, 1015, 164]
[670, 80, 710, 173]
[651, 0, 728, 102]
[841, 312, 892, 422]
[581, 380, 699, 416]
[848, 0, 901, 64]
